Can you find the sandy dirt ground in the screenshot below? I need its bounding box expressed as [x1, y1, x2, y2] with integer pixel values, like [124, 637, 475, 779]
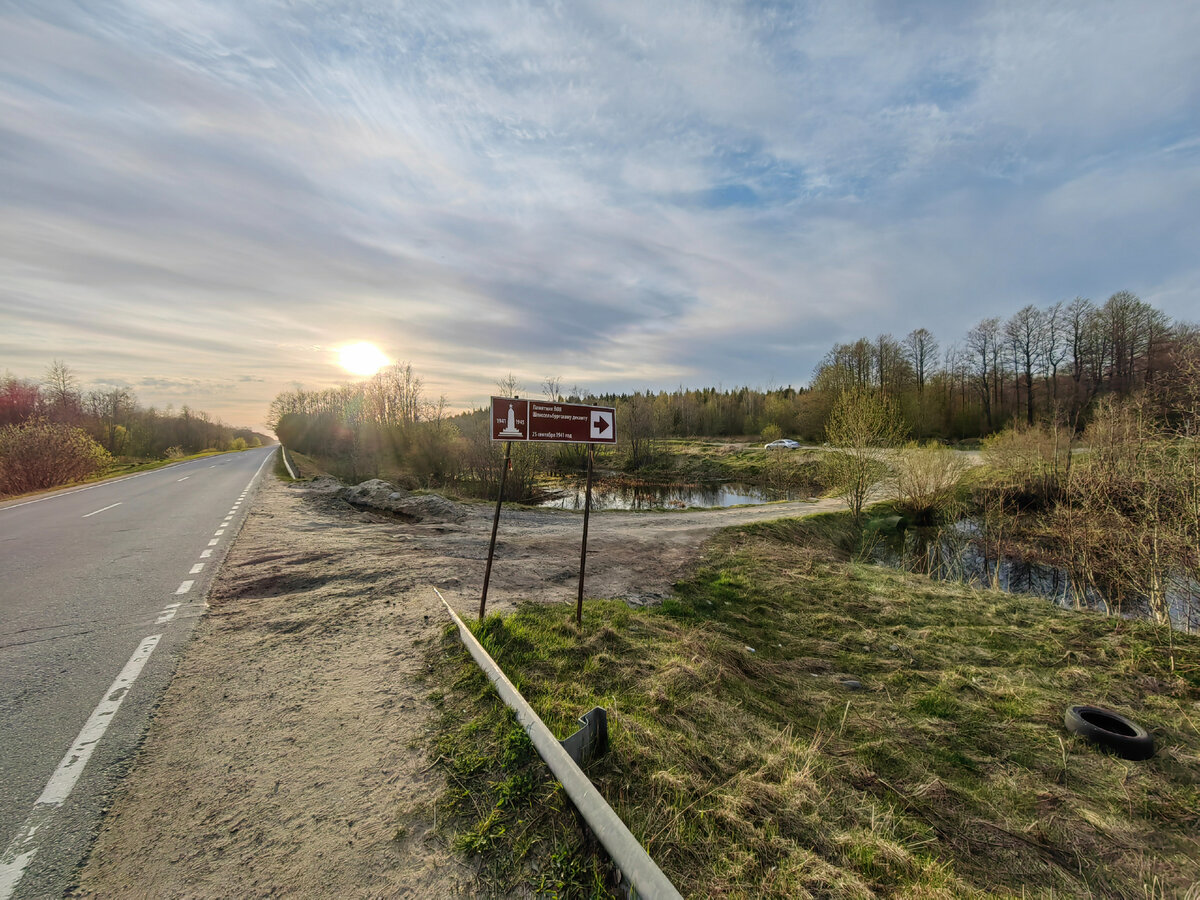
[73, 471, 842, 898]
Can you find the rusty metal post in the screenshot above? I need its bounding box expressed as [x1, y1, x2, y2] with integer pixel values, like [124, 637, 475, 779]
[480, 440, 512, 620]
[576, 443, 595, 626]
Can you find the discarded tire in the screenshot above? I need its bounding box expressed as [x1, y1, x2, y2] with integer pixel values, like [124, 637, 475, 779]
[1064, 706, 1155, 760]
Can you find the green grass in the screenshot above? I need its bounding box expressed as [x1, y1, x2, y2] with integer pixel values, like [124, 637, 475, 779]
[0, 447, 257, 503]
[426, 511, 1200, 898]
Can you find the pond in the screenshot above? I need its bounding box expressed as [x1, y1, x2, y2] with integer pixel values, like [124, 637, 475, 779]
[873, 520, 1200, 633]
[538, 478, 805, 511]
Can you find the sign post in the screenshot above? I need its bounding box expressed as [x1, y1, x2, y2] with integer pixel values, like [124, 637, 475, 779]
[576, 444, 595, 625]
[480, 396, 617, 622]
[480, 440, 512, 621]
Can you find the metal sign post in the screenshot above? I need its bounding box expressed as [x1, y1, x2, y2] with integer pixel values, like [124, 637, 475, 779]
[576, 443, 595, 626]
[480, 439, 512, 620]
[482, 396, 616, 624]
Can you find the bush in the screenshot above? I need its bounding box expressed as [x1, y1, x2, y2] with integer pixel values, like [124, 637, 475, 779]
[230, 437, 248, 451]
[0, 419, 113, 495]
[894, 443, 971, 525]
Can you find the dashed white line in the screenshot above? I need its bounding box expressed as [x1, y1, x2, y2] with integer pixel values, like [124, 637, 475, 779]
[189, 563, 204, 574]
[177, 476, 190, 482]
[175, 580, 194, 595]
[200, 549, 213, 558]
[81, 502, 122, 519]
[214, 529, 225, 536]
[207, 539, 219, 547]
[0, 635, 162, 899]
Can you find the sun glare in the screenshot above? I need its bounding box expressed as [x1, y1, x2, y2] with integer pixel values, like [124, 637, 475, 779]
[336, 341, 390, 377]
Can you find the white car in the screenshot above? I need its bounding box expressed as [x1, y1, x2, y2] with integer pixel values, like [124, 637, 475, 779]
[764, 439, 800, 449]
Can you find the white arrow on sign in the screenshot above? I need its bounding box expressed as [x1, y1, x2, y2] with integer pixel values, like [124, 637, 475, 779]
[590, 411, 613, 440]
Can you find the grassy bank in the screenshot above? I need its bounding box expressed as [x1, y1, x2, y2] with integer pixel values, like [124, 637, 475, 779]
[0, 446, 261, 503]
[426, 512, 1200, 898]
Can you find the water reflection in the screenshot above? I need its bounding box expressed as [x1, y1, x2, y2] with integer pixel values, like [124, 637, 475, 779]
[539, 479, 798, 511]
[874, 521, 1199, 633]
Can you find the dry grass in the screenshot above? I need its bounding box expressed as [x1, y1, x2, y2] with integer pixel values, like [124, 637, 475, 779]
[427, 511, 1200, 898]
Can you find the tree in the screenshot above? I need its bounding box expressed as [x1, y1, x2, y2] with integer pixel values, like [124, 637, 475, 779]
[0, 374, 42, 426]
[904, 328, 939, 437]
[1005, 304, 1044, 426]
[966, 318, 1001, 431]
[42, 360, 80, 422]
[822, 388, 906, 525]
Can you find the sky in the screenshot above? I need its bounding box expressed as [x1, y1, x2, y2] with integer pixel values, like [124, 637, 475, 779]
[2, 1, 1198, 432]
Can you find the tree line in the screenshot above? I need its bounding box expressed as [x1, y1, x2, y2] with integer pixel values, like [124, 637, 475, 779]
[810, 290, 1195, 440]
[269, 290, 1196, 490]
[0, 362, 269, 496]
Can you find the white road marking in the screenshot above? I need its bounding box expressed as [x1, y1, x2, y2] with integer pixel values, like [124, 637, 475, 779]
[0, 635, 162, 899]
[177, 476, 190, 482]
[200, 549, 213, 558]
[81, 502, 122, 519]
[0, 445, 272, 514]
[155, 611, 176, 625]
[207, 539, 219, 547]
[189, 563, 204, 574]
[0, 471, 152, 512]
[175, 581, 194, 594]
[221, 520, 231, 526]
[164, 603, 181, 609]
[214, 529, 225, 536]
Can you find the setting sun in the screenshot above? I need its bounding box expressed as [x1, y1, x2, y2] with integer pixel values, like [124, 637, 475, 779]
[336, 341, 390, 377]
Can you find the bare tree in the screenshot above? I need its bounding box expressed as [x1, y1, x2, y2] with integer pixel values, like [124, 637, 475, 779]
[42, 360, 80, 422]
[495, 373, 522, 398]
[966, 318, 1001, 431]
[1005, 304, 1044, 426]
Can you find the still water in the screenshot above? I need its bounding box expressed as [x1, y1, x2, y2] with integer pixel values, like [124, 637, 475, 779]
[874, 520, 1199, 633]
[539, 479, 799, 511]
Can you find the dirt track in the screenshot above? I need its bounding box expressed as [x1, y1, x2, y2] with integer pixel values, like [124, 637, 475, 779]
[73, 473, 841, 898]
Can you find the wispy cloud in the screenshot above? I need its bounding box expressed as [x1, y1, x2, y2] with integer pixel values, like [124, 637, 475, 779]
[2, 0, 1198, 427]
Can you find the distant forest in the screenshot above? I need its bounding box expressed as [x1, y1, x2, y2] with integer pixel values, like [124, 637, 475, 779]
[1, 361, 269, 458]
[583, 290, 1197, 443]
[268, 290, 1197, 495]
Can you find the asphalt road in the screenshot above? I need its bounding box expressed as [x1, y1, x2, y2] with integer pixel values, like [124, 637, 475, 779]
[0, 446, 277, 899]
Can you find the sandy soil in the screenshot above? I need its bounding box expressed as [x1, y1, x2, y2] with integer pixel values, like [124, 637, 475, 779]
[73, 472, 841, 898]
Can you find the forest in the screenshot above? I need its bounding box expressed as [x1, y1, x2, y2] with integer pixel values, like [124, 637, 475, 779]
[269, 290, 1197, 480]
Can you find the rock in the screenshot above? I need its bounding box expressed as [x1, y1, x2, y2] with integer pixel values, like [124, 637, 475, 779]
[840, 679, 863, 691]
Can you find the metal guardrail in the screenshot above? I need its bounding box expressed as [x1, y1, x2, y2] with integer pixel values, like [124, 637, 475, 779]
[434, 588, 683, 900]
[279, 445, 298, 480]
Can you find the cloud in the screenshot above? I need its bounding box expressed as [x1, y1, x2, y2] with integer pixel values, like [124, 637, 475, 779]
[1, 0, 1198, 429]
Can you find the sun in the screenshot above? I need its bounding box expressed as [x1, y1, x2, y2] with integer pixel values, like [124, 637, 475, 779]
[336, 341, 390, 377]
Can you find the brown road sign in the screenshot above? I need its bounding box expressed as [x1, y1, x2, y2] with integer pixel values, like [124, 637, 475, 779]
[490, 397, 617, 444]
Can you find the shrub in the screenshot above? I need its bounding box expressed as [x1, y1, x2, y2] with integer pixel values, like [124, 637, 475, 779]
[894, 443, 971, 525]
[0, 419, 113, 495]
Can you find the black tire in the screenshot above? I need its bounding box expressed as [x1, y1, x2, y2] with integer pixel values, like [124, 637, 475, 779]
[1064, 706, 1155, 761]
